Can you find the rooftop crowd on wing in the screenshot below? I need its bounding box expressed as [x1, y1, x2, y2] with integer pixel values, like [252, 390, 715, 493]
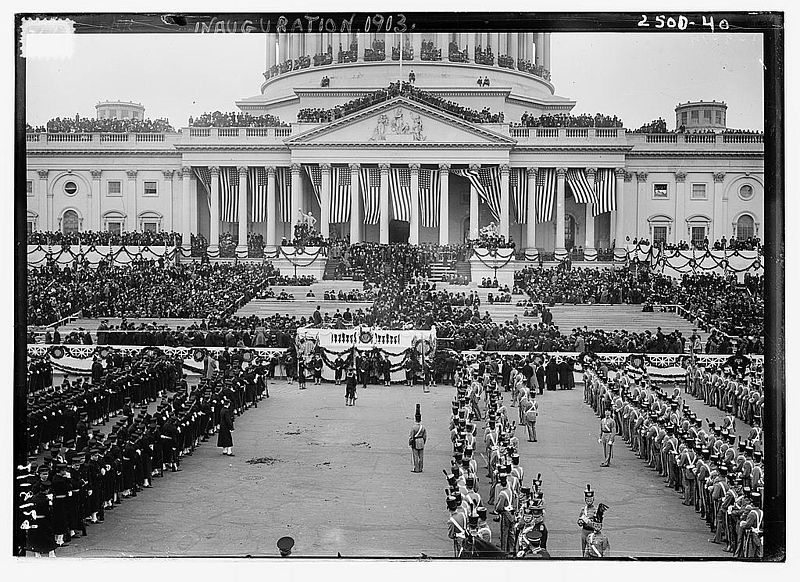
[27, 231, 182, 247]
[187, 111, 287, 128]
[26, 116, 174, 134]
[297, 81, 504, 124]
[512, 112, 623, 128]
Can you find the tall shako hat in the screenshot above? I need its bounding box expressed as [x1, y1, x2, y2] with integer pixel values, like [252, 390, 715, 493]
[584, 484, 594, 499]
[415, 403, 421, 422]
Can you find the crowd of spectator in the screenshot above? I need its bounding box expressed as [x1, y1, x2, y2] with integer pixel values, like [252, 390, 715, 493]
[647, 273, 764, 344]
[514, 265, 651, 305]
[187, 111, 286, 128]
[628, 236, 762, 253]
[513, 112, 623, 129]
[27, 231, 182, 247]
[297, 81, 504, 125]
[28, 261, 279, 326]
[27, 116, 174, 134]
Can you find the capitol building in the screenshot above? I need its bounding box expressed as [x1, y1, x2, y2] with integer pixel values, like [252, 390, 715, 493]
[25, 31, 764, 257]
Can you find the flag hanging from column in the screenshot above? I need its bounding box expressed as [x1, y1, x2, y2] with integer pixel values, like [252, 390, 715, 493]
[276, 167, 292, 222]
[304, 165, 323, 207]
[249, 167, 268, 222]
[593, 168, 617, 216]
[193, 167, 212, 216]
[418, 168, 440, 228]
[566, 168, 597, 205]
[510, 167, 528, 224]
[389, 167, 412, 222]
[536, 168, 556, 223]
[452, 167, 501, 223]
[331, 166, 351, 224]
[218, 167, 239, 222]
[359, 167, 381, 225]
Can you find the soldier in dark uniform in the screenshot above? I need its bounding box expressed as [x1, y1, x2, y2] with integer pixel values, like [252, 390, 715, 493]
[345, 367, 357, 406]
[217, 397, 235, 456]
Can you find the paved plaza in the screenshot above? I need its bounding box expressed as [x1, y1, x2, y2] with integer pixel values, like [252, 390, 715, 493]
[54, 377, 746, 558]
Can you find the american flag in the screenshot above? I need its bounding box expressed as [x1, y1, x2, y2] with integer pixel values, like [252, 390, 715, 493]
[566, 168, 596, 205]
[389, 167, 412, 222]
[450, 167, 502, 223]
[249, 167, 268, 222]
[593, 168, 617, 216]
[193, 167, 212, 215]
[359, 167, 381, 225]
[304, 165, 322, 207]
[331, 166, 351, 224]
[219, 167, 239, 222]
[536, 168, 556, 223]
[276, 167, 292, 223]
[510, 167, 528, 224]
[418, 168, 440, 228]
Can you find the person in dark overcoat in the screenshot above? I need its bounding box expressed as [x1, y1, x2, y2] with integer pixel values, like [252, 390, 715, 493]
[217, 398, 235, 456]
[545, 357, 560, 391]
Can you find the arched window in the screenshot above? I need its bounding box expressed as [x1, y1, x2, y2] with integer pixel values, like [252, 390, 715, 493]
[736, 214, 755, 241]
[565, 214, 576, 250]
[62, 210, 80, 234]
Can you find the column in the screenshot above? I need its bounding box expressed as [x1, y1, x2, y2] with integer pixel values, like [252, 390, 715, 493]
[674, 171, 687, 245]
[126, 170, 137, 231]
[534, 33, 544, 67]
[465, 32, 473, 62]
[357, 33, 366, 62]
[585, 167, 596, 251]
[712, 172, 726, 240]
[180, 167, 193, 251]
[412, 33, 422, 61]
[490, 32, 500, 59]
[349, 163, 361, 242]
[499, 164, 510, 239]
[439, 163, 450, 245]
[480, 33, 488, 53]
[555, 167, 567, 252]
[209, 166, 220, 251]
[309, 33, 318, 58]
[438, 32, 448, 59]
[266, 166, 277, 247]
[379, 163, 390, 244]
[614, 168, 627, 246]
[542, 33, 551, 72]
[90, 169, 102, 231]
[290, 163, 302, 226]
[266, 33, 277, 68]
[510, 33, 519, 63]
[526, 168, 537, 249]
[635, 172, 649, 240]
[409, 164, 420, 244]
[320, 164, 331, 239]
[278, 34, 288, 64]
[237, 166, 248, 254]
[525, 33, 534, 62]
[38, 170, 51, 230]
[163, 169, 175, 232]
[292, 33, 301, 60]
[469, 164, 480, 239]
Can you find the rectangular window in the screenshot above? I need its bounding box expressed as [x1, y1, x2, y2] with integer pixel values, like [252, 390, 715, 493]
[652, 183, 668, 199]
[107, 181, 122, 196]
[715, 111, 722, 124]
[691, 226, 706, 247]
[703, 110, 712, 121]
[26, 180, 33, 196]
[110, 110, 117, 118]
[681, 112, 688, 125]
[691, 183, 707, 200]
[143, 181, 158, 196]
[107, 222, 122, 236]
[652, 226, 668, 245]
[691, 110, 699, 122]
[132, 111, 139, 118]
[142, 222, 158, 233]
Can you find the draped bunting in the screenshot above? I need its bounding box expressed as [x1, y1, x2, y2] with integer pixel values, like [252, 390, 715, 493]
[536, 168, 556, 223]
[389, 167, 412, 222]
[566, 168, 596, 205]
[418, 168, 441, 228]
[304, 165, 322, 207]
[359, 167, 381, 225]
[331, 166, 351, 224]
[593, 168, 616, 216]
[510, 167, 528, 224]
[218, 167, 239, 222]
[276, 167, 292, 223]
[248, 167, 268, 223]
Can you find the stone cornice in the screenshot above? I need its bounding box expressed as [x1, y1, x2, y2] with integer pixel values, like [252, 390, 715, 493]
[29, 150, 181, 157]
[288, 142, 513, 150]
[625, 150, 764, 159]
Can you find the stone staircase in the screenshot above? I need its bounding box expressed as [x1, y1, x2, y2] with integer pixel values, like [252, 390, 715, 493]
[323, 256, 352, 280]
[429, 260, 457, 282]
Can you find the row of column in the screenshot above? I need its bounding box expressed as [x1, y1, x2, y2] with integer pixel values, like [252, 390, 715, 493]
[266, 32, 550, 71]
[183, 163, 625, 253]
